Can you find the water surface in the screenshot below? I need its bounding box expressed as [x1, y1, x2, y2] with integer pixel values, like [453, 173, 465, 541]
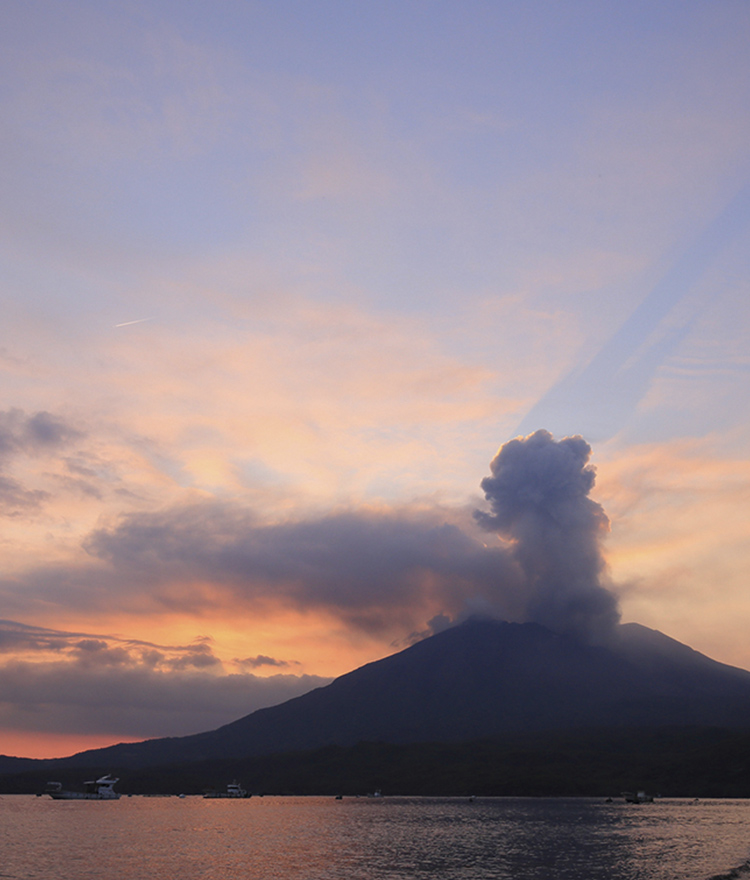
[1, 795, 749, 879]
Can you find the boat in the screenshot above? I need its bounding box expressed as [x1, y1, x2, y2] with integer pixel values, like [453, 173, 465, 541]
[622, 790, 654, 803]
[203, 780, 250, 799]
[45, 774, 121, 800]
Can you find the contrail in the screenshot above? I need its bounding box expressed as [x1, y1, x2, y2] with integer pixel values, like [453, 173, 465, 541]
[517, 183, 750, 441]
[114, 317, 155, 328]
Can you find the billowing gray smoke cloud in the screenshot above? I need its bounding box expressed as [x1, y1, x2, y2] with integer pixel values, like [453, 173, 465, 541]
[474, 429, 619, 640]
[4, 430, 619, 646]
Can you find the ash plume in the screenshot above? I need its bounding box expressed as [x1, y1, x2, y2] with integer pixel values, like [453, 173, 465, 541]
[10, 429, 621, 650]
[474, 429, 619, 641]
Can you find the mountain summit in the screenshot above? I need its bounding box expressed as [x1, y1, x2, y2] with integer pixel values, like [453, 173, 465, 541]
[59, 618, 750, 770]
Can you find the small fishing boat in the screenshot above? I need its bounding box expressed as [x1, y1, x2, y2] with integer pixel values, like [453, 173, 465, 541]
[45, 774, 121, 800]
[622, 790, 653, 804]
[203, 780, 250, 799]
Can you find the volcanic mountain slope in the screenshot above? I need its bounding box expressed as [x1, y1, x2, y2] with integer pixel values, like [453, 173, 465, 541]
[52, 618, 750, 770]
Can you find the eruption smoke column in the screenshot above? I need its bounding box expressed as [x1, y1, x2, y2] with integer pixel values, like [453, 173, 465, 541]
[474, 430, 619, 641]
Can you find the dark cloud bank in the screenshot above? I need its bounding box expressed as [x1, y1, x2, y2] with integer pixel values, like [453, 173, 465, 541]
[0, 620, 329, 742]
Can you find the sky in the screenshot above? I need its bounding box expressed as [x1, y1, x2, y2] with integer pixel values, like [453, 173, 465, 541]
[1, 0, 749, 760]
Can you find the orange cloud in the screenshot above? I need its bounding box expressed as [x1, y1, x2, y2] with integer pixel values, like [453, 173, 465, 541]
[595, 437, 750, 668]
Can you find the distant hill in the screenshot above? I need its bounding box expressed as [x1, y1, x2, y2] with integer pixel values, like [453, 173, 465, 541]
[6, 726, 750, 797]
[0, 755, 40, 776]
[43, 618, 750, 771]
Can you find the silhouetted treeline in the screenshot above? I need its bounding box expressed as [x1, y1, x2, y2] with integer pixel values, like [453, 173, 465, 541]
[3, 726, 750, 798]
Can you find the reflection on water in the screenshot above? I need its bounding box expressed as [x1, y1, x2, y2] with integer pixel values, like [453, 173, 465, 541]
[1, 795, 749, 880]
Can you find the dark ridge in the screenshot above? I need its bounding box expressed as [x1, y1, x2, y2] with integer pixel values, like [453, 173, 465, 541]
[4, 726, 750, 798]
[6, 618, 750, 773]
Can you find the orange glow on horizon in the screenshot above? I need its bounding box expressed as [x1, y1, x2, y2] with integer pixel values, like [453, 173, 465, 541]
[1, 730, 146, 761]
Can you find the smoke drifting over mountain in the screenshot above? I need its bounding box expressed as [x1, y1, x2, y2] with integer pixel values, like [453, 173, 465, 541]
[71, 430, 620, 642]
[0, 431, 623, 746]
[81, 505, 523, 631]
[5, 430, 620, 658]
[474, 429, 618, 640]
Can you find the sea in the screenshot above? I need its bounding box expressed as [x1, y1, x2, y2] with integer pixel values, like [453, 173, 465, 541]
[1, 794, 749, 880]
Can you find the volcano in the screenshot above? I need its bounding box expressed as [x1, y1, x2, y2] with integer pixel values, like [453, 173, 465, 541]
[50, 618, 750, 771]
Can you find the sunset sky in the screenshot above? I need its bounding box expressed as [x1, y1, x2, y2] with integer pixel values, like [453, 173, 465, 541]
[2, 0, 750, 759]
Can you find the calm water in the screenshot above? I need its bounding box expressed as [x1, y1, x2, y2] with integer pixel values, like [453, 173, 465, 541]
[1, 795, 749, 880]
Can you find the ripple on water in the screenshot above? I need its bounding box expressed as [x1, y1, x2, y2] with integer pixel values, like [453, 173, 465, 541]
[1, 795, 749, 880]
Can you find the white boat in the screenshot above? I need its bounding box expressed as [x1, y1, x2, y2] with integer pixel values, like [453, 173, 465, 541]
[203, 780, 249, 799]
[46, 774, 121, 800]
